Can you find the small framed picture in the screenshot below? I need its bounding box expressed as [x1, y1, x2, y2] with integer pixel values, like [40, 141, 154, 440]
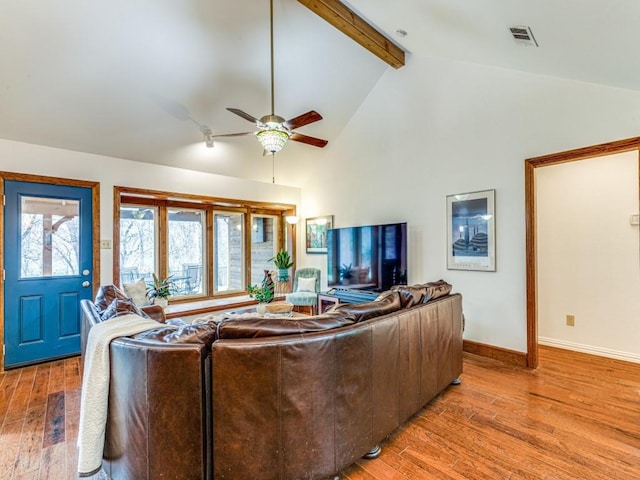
[305, 215, 334, 254]
[446, 189, 496, 271]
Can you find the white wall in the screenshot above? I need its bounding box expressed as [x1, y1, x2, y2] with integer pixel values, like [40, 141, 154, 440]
[297, 54, 640, 353]
[0, 139, 301, 285]
[537, 151, 640, 361]
[5, 52, 640, 356]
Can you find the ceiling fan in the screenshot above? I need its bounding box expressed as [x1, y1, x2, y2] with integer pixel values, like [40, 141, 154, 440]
[212, 0, 328, 154]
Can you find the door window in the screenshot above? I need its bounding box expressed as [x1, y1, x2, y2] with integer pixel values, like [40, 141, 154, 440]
[20, 196, 80, 278]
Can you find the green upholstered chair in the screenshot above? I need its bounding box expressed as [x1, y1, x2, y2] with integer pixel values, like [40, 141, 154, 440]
[285, 267, 321, 315]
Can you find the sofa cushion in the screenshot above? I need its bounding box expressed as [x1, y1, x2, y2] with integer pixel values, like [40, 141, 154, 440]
[122, 278, 150, 306]
[422, 280, 453, 303]
[100, 297, 151, 321]
[216, 312, 356, 339]
[391, 280, 452, 307]
[140, 304, 167, 323]
[390, 284, 427, 308]
[329, 291, 402, 323]
[94, 285, 128, 312]
[134, 320, 218, 345]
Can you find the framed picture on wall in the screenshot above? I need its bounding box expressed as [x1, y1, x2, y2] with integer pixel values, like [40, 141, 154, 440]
[305, 215, 334, 254]
[446, 189, 496, 271]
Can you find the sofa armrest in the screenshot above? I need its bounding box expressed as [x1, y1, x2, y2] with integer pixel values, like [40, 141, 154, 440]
[105, 338, 209, 479]
[141, 304, 167, 323]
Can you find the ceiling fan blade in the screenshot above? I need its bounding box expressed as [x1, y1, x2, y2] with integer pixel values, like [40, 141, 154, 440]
[290, 133, 328, 148]
[283, 110, 323, 130]
[212, 132, 253, 138]
[227, 108, 261, 124]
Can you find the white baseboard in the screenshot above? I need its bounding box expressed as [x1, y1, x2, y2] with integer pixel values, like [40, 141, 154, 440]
[538, 337, 640, 364]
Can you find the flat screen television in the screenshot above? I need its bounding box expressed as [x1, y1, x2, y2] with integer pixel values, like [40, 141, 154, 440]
[327, 222, 408, 292]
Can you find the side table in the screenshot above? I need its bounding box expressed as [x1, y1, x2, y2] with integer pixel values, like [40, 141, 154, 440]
[317, 293, 340, 314]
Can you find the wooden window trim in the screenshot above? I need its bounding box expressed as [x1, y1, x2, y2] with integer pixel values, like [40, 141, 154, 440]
[114, 186, 296, 303]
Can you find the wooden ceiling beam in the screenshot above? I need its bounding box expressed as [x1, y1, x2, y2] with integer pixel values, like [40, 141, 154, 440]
[298, 0, 405, 69]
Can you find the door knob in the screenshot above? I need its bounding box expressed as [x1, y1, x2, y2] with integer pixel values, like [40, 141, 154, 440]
[82, 281, 90, 287]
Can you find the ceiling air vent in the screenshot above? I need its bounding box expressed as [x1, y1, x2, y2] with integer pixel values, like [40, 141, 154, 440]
[509, 25, 538, 47]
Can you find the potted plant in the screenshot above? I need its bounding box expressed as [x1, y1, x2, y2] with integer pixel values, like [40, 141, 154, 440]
[247, 280, 275, 314]
[146, 273, 177, 308]
[270, 248, 294, 282]
[338, 263, 353, 285]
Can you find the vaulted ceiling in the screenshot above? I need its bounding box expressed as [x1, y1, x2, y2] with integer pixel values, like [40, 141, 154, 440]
[2, 0, 640, 182]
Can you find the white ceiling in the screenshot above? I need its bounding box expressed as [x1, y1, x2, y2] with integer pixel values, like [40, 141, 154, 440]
[2, 0, 640, 180]
[348, 0, 640, 91]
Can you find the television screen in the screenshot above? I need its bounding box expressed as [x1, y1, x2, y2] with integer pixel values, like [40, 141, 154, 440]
[327, 222, 408, 292]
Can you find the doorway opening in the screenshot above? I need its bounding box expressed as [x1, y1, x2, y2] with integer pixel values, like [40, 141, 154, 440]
[525, 136, 640, 368]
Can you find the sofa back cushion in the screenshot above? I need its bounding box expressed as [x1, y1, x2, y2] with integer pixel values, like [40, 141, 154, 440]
[391, 280, 452, 308]
[216, 312, 356, 339]
[134, 320, 218, 345]
[421, 280, 453, 303]
[329, 290, 402, 323]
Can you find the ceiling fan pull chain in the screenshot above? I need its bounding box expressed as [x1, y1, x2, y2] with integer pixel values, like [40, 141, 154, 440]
[272, 152, 276, 183]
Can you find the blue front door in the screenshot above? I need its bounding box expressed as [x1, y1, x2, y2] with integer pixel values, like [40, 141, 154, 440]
[3, 180, 93, 368]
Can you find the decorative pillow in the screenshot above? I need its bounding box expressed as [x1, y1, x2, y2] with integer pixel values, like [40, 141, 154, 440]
[297, 276, 316, 292]
[100, 297, 150, 321]
[123, 278, 150, 306]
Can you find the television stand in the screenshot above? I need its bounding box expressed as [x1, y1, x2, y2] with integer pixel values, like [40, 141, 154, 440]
[317, 288, 379, 314]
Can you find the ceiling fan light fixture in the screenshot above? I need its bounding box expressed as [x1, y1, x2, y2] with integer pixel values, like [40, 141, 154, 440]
[202, 127, 214, 148]
[257, 128, 289, 153]
[218, 0, 327, 157]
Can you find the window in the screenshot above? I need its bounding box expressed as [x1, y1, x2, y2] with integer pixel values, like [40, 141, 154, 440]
[168, 208, 205, 295]
[119, 206, 157, 285]
[115, 187, 296, 302]
[214, 212, 243, 293]
[250, 214, 279, 285]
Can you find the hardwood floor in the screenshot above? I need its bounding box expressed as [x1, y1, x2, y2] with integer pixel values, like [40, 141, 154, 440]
[0, 346, 638, 479]
[341, 347, 640, 480]
[0, 356, 81, 480]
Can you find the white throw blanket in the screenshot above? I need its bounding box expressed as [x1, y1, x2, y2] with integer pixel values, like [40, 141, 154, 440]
[77, 314, 171, 477]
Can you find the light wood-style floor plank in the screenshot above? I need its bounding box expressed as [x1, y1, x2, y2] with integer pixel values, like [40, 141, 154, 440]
[0, 346, 638, 479]
[340, 347, 640, 480]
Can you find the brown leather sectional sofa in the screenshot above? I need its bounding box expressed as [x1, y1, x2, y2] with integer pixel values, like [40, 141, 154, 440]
[80, 281, 464, 479]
